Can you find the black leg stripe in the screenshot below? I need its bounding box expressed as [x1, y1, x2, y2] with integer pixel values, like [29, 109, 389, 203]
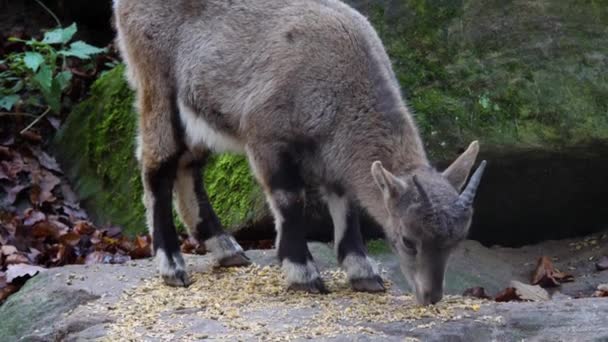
[189, 160, 224, 241]
[147, 155, 180, 257]
[336, 204, 367, 264]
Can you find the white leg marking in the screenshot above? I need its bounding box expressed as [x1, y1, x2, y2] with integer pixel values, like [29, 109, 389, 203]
[282, 259, 321, 285]
[325, 192, 348, 254]
[245, 147, 285, 249]
[204, 235, 243, 261]
[341, 254, 379, 280]
[266, 195, 284, 249]
[177, 100, 244, 153]
[173, 164, 202, 235]
[142, 190, 155, 237]
[156, 249, 186, 277]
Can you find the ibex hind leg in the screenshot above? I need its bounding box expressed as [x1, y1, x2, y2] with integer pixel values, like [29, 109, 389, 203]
[140, 137, 190, 286]
[325, 191, 384, 292]
[173, 152, 250, 267]
[246, 143, 328, 294]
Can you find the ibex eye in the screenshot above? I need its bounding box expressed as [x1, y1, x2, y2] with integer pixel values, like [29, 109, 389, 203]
[402, 237, 417, 253]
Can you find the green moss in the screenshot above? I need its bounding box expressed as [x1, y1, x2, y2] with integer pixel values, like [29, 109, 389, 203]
[365, 0, 608, 160]
[204, 154, 265, 229]
[53, 65, 145, 235]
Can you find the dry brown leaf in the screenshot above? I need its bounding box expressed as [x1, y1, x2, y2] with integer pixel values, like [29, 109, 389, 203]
[29, 147, 62, 173]
[135, 235, 151, 249]
[2, 183, 28, 206]
[59, 232, 81, 247]
[5, 253, 30, 265]
[0, 283, 19, 303]
[20, 130, 42, 143]
[60, 202, 88, 221]
[494, 287, 520, 302]
[1, 245, 17, 256]
[50, 244, 74, 265]
[0, 272, 19, 304]
[531, 256, 574, 287]
[181, 236, 200, 254]
[23, 209, 46, 226]
[511, 280, 550, 301]
[31, 221, 60, 239]
[73, 220, 95, 235]
[129, 235, 152, 259]
[0, 155, 24, 179]
[592, 284, 608, 297]
[30, 170, 61, 205]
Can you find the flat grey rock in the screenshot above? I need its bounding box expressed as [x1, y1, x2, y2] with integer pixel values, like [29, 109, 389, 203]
[0, 239, 606, 341]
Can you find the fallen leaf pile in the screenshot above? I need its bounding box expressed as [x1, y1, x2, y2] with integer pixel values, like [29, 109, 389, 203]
[531, 256, 574, 287]
[465, 255, 578, 302]
[493, 287, 520, 302]
[0, 139, 156, 303]
[99, 266, 488, 341]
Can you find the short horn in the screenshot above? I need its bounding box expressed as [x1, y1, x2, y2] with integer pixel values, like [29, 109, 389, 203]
[413, 175, 435, 215]
[458, 160, 487, 208]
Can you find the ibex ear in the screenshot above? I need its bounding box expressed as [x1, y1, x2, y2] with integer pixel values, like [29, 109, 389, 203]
[442, 141, 480, 192]
[371, 161, 404, 200]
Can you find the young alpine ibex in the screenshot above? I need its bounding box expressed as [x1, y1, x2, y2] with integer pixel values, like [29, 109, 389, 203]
[114, 0, 486, 305]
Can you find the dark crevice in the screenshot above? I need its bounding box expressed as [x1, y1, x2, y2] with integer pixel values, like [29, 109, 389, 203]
[235, 142, 608, 249]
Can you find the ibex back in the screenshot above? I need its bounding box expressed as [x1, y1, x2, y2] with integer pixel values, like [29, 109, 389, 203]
[114, 0, 486, 305]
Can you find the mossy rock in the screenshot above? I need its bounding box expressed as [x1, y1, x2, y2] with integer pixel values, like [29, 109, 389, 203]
[52, 66, 264, 236]
[356, 0, 608, 159]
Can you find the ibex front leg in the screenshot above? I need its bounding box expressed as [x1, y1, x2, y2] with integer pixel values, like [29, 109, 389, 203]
[247, 144, 328, 293]
[325, 192, 384, 292]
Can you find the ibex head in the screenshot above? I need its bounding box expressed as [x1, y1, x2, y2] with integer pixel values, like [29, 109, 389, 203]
[371, 141, 486, 305]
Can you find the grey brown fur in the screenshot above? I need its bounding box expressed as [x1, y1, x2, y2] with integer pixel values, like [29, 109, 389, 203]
[114, 0, 486, 304]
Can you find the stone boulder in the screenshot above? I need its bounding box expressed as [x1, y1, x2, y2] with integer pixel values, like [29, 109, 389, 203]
[1, 239, 607, 341]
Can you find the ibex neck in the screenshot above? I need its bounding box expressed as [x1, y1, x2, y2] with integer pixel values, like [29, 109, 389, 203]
[350, 124, 429, 229]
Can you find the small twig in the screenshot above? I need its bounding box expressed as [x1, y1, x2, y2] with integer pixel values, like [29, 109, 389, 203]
[34, 0, 62, 28]
[0, 112, 39, 118]
[20, 106, 51, 134]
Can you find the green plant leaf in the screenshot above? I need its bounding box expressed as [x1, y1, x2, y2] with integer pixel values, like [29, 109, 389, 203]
[9, 80, 24, 94]
[23, 52, 45, 72]
[33, 64, 53, 93]
[55, 71, 72, 91]
[0, 94, 19, 110]
[39, 77, 63, 114]
[60, 41, 106, 59]
[42, 23, 77, 45]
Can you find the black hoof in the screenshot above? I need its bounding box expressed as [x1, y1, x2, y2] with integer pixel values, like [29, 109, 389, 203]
[218, 252, 251, 267]
[351, 275, 385, 293]
[288, 278, 329, 294]
[162, 269, 191, 287]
